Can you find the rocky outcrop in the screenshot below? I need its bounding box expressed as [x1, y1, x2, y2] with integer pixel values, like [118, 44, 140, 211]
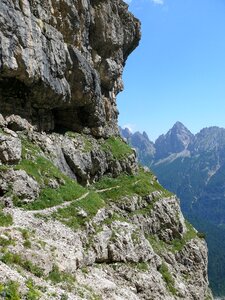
[0, 0, 140, 137]
[0, 169, 40, 204]
[0, 134, 22, 164]
[28, 128, 137, 185]
[0, 115, 213, 299]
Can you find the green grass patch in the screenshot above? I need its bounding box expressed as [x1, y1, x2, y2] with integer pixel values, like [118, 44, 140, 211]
[0, 236, 15, 248]
[103, 213, 128, 226]
[100, 136, 133, 160]
[26, 279, 41, 300]
[92, 169, 171, 204]
[135, 262, 149, 272]
[0, 164, 10, 171]
[1, 252, 44, 277]
[0, 207, 13, 227]
[0, 281, 20, 300]
[171, 221, 197, 252]
[159, 262, 177, 295]
[147, 235, 167, 255]
[51, 192, 105, 230]
[14, 156, 85, 210]
[47, 265, 75, 285]
[15, 156, 64, 185]
[20, 138, 41, 159]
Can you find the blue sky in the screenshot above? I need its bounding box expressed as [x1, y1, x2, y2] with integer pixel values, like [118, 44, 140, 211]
[118, 0, 225, 141]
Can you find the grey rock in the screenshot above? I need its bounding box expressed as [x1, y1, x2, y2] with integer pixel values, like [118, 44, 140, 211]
[3, 128, 18, 138]
[0, 169, 39, 203]
[0, 0, 140, 137]
[0, 114, 6, 127]
[0, 134, 22, 164]
[29, 130, 137, 185]
[6, 115, 34, 132]
[132, 196, 186, 242]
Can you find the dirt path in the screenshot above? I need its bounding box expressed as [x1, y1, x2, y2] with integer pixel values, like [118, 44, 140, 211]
[95, 186, 120, 193]
[29, 192, 90, 215]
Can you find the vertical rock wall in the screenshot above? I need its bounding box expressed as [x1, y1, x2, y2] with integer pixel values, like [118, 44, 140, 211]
[0, 0, 140, 136]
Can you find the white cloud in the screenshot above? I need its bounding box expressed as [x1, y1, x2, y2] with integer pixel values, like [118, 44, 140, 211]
[151, 0, 164, 5]
[122, 123, 136, 133]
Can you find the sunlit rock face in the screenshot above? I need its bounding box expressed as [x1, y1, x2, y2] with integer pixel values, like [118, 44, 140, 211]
[0, 0, 140, 137]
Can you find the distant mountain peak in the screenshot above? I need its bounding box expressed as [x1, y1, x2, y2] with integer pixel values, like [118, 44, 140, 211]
[173, 121, 186, 128]
[155, 122, 194, 159]
[170, 121, 192, 134]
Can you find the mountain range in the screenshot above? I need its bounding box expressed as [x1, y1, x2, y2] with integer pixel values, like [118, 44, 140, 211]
[120, 122, 225, 297]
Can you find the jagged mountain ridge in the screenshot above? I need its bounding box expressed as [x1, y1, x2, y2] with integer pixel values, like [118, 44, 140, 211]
[120, 127, 155, 166]
[0, 0, 212, 299]
[120, 122, 225, 296]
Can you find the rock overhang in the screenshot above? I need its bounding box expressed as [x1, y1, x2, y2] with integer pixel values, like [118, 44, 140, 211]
[0, 0, 141, 137]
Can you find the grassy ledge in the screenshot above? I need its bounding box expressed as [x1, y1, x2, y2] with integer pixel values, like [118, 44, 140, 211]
[51, 192, 105, 230]
[91, 168, 171, 203]
[100, 136, 133, 160]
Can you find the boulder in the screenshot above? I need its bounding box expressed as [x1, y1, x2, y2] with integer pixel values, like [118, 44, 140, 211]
[0, 169, 39, 203]
[6, 115, 34, 132]
[0, 135, 22, 164]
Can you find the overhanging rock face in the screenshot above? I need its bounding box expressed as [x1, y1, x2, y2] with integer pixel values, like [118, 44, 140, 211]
[0, 0, 140, 137]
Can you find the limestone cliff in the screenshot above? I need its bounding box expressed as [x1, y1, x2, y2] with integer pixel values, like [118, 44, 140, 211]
[0, 1, 212, 299]
[0, 0, 140, 136]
